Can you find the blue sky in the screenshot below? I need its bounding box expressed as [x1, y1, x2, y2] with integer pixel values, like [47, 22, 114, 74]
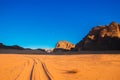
[0, 0, 120, 49]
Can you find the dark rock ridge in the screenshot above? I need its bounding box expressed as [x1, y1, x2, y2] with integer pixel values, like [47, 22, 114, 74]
[75, 22, 120, 51]
[0, 43, 24, 50]
[0, 43, 47, 54]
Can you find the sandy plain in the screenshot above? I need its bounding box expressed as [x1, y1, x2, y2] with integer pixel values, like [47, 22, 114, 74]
[0, 54, 120, 80]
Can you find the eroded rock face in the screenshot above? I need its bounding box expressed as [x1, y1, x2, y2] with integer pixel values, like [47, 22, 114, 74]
[100, 22, 120, 38]
[55, 41, 75, 50]
[75, 22, 120, 51]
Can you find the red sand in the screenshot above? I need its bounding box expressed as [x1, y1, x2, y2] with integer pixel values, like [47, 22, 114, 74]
[0, 54, 120, 80]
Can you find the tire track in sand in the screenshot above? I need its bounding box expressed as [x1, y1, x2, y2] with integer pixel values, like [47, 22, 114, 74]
[15, 56, 53, 80]
[15, 58, 34, 80]
[35, 57, 53, 80]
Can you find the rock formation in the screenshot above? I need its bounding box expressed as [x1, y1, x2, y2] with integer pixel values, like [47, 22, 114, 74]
[55, 41, 75, 50]
[53, 41, 75, 52]
[75, 22, 120, 51]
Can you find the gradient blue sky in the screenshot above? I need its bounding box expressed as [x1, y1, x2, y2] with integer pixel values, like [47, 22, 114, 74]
[0, 0, 120, 49]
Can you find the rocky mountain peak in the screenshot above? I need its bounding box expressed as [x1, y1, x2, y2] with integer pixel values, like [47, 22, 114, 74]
[75, 22, 120, 51]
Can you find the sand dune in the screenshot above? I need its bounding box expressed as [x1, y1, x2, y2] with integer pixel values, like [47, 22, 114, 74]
[0, 54, 120, 80]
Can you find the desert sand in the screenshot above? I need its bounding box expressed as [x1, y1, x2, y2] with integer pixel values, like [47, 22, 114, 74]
[0, 54, 120, 80]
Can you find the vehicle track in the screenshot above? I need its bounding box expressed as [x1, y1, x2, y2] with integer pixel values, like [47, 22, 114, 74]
[15, 56, 53, 80]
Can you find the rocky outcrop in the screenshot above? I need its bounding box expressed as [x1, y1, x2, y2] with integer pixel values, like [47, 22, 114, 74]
[53, 41, 75, 53]
[75, 22, 120, 51]
[55, 41, 75, 50]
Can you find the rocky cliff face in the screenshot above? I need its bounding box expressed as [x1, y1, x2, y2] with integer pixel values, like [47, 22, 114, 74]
[75, 22, 120, 51]
[55, 41, 75, 50]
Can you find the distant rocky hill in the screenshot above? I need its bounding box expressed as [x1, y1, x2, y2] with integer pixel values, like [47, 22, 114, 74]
[75, 22, 120, 51]
[0, 43, 24, 50]
[0, 43, 47, 54]
[53, 41, 75, 52]
[55, 41, 75, 50]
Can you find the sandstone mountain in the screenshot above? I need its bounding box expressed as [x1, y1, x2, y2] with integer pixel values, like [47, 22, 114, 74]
[54, 41, 75, 52]
[75, 22, 120, 51]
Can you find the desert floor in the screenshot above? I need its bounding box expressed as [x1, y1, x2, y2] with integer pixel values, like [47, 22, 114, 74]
[0, 54, 120, 80]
